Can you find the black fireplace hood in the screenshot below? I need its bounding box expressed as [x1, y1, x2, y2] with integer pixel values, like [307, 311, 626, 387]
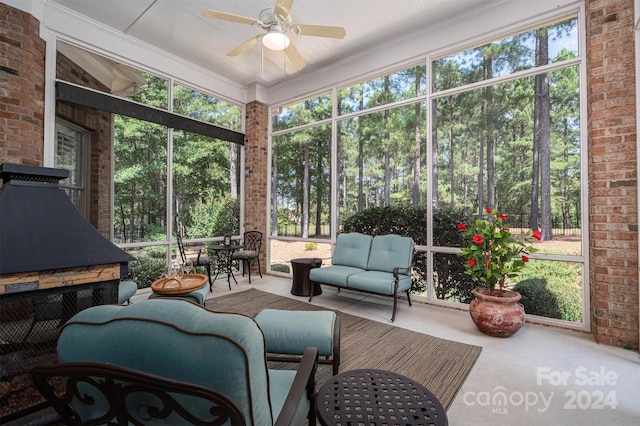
[0, 163, 133, 275]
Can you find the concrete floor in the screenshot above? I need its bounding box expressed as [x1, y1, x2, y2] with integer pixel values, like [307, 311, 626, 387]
[134, 274, 640, 426]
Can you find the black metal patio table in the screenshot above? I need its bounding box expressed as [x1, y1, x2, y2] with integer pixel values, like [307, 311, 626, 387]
[316, 369, 448, 426]
[209, 244, 242, 289]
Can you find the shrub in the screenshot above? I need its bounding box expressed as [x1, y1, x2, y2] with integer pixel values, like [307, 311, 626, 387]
[141, 245, 167, 259]
[271, 263, 291, 274]
[211, 197, 240, 237]
[512, 279, 564, 319]
[513, 261, 583, 322]
[189, 197, 240, 238]
[128, 255, 166, 289]
[304, 242, 318, 251]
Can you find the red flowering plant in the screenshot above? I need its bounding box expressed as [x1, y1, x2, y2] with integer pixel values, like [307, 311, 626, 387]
[457, 208, 541, 296]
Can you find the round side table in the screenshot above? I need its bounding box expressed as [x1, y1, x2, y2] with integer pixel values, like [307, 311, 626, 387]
[316, 369, 448, 426]
[290, 258, 322, 297]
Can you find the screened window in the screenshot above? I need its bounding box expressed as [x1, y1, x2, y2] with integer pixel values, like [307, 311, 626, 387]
[271, 124, 331, 238]
[338, 65, 427, 115]
[272, 93, 332, 132]
[430, 16, 584, 323]
[432, 17, 579, 91]
[269, 14, 585, 327]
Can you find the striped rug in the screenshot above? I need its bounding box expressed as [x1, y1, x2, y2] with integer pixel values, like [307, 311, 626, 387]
[207, 288, 481, 410]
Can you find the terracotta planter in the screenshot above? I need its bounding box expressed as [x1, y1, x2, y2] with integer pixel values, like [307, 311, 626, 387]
[469, 287, 525, 337]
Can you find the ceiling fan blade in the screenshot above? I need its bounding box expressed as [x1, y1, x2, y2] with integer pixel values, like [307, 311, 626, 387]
[203, 9, 257, 26]
[227, 35, 262, 57]
[284, 43, 306, 71]
[292, 24, 346, 39]
[274, 0, 296, 19]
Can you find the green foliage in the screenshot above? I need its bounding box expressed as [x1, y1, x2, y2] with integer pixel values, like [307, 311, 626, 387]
[304, 242, 318, 251]
[342, 206, 427, 244]
[128, 255, 166, 289]
[512, 279, 564, 319]
[271, 263, 291, 274]
[458, 208, 539, 293]
[186, 197, 240, 239]
[514, 260, 582, 322]
[211, 197, 240, 236]
[141, 245, 167, 259]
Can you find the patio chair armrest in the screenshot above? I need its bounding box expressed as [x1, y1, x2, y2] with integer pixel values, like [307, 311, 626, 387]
[274, 346, 318, 426]
[393, 266, 411, 277]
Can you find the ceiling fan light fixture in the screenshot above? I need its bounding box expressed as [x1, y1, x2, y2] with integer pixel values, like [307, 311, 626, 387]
[262, 26, 290, 51]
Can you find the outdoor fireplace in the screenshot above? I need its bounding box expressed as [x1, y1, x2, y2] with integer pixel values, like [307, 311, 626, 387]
[0, 163, 132, 423]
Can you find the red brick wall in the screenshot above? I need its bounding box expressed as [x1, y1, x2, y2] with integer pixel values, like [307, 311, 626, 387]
[0, 3, 45, 166]
[244, 101, 269, 276]
[587, 0, 639, 349]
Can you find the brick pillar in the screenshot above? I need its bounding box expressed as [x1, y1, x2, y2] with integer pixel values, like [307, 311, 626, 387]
[244, 100, 269, 276]
[0, 3, 45, 167]
[586, 0, 638, 349]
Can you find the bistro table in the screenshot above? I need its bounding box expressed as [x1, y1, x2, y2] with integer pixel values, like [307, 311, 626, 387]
[209, 244, 243, 289]
[316, 369, 448, 426]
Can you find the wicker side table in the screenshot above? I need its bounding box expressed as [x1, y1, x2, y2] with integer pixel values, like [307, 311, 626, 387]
[290, 258, 322, 297]
[316, 369, 448, 426]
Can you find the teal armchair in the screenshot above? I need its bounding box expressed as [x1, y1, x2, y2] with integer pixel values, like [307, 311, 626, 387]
[31, 298, 318, 425]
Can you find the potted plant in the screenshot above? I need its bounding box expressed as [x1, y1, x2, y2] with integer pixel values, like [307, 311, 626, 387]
[457, 208, 541, 337]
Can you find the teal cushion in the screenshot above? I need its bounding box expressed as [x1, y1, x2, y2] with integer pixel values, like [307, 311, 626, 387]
[367, 234, 414, 274]
[309, 265, 363, 287]
[255, 309, 336, 356]
[117, 280, 137, 304]
[268, 370, 309, 426]
[331, 233, 372, 269]
[57, 299, 273, 426]
[347, 270, 412, 295]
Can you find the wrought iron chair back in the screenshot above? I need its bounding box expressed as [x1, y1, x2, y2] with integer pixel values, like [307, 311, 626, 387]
[32, 361, 245, 425]
[231, 231, 263, 284]
[174, 217, 213, 290]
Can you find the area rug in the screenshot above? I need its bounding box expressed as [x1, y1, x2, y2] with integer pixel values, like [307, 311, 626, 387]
[206, 288, 482, 410]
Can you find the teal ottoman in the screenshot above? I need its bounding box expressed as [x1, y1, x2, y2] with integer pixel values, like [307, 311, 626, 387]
[255, 309, 340, 375]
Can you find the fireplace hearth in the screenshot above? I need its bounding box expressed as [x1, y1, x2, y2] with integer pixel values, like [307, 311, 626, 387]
[0, 163, 132, 423]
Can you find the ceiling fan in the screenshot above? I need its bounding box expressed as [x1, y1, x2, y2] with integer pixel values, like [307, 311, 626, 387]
[203, 0, 346, 71]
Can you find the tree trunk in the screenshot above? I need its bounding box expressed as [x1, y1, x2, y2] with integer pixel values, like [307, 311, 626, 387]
[302, 142, 310, 238]
[535, 28, 551, 239]
[484, 56, 495, 210]
[229, 142, 237, 199]
[412, 73, 422, 207]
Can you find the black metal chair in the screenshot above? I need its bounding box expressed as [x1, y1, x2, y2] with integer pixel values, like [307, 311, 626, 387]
[175, 219, 214, 291]
[231, 231, 263, 284]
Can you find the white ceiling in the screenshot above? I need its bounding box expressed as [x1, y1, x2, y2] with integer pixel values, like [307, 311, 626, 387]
[49, 0, 505, 88]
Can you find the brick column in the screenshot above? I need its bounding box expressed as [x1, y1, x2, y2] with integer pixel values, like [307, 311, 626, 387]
[0, 3, 45, 167]
[586, 0, 638, 349]
[244, 100, 269, 276]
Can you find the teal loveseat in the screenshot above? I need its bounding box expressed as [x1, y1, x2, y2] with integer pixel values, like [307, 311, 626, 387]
[32, 298, 318, 425]
[309, 233, 414, 321]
